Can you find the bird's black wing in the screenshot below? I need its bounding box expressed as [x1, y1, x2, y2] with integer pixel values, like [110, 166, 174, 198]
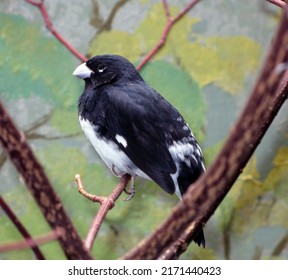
[103, 82, 189, 194]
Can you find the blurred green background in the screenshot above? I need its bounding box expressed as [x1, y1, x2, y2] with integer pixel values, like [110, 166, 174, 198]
[1, 0, 288, 259]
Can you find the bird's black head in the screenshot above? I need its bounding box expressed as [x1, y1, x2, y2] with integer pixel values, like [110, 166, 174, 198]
[73, 54, 143, 87]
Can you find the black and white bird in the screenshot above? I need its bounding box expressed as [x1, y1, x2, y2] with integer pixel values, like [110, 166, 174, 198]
[73, 54, 205, 247]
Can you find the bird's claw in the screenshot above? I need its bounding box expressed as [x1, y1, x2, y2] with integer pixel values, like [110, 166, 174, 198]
[123, 182, 136, 201]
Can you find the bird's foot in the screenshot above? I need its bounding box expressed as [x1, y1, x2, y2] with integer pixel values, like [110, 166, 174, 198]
[124, 177, 136, 201]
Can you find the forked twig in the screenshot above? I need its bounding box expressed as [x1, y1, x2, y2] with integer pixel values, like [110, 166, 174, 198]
[75, 174, 131, 251]
[136, 0, 201, 70]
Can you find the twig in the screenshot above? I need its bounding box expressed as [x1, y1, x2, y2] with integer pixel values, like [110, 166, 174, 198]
[0, 195, 45, 259]
[123, 7, 288, 259]
[0, 152, 6, 169]
[96, 0, 129, 34]
[252, 246, 263, 260]
[267, 0, 287, 8]
[75, 174, 106, 204]
[27, 131, 82, 141]
[0, 228, 63, 253]
[75, 174, 131, 251]
[157, 221, 199, 260]
[0, 102, 92, 259]
[25, 0, 87, 62]
[136, 0, 201, 71]
[0, 112, 80, 169]
[271, 230, 288, 256]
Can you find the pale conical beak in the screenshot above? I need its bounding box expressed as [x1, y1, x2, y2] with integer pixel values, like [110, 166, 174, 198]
[73, 63, 94, 79]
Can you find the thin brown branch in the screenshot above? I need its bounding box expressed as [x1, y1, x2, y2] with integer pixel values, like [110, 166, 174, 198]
[75, 174, 106, 203]
[0, 112, 80, 169]
[136, 0, 201, 71]
[159, 208, 234, 260]
[272, 231, 288, 256]
[96, 0, 129, 34]
[25, 0, 87, 62]
[157, 220, 199, 260]
[0, 195, 45, 259]
[252, 246, 263, 260]
[267, 0, 287, 8]
[24, 111, 52, 135]
[0, 152, 6, 169]
[162, 0, 172, 20]
[21, 110, 81, 141]
[0, 102, 92, 259]
[0, 228, 63, 253]
[27, 131, 82, 141]
[123, 7, 288, 260]
[24, 111, 81, 140]
[75, 174, 131, 252]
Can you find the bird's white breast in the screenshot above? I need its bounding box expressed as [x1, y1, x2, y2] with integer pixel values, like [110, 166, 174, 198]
[79, 116, 150, 179]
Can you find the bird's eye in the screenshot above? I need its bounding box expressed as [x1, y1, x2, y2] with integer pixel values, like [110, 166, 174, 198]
[97, 64, 106, 73]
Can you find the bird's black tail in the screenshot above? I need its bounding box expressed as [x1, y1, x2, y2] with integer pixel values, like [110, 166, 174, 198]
[193, 229, 206, 248]
[177, 162, 206, 248]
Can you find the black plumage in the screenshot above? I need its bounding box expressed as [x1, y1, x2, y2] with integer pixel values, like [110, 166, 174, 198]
[73, 54, 205, 247]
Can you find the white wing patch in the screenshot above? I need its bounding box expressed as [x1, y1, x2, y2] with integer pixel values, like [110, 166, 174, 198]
[168, 138, 204, 199]
[168, 140, 195, 167]
[115, 134, 128, 148]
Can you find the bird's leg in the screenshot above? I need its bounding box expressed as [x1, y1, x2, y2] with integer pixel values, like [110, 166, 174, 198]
[123, 176, 136, 201]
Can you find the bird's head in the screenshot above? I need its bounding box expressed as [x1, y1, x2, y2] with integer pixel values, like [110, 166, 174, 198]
[73, 54, 142, 87]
